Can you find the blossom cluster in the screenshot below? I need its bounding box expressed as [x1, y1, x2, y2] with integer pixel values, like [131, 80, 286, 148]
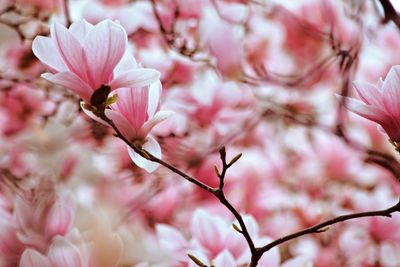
[1, 0, 400, 267]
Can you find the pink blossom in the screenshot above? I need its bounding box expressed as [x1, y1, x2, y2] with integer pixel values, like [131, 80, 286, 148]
[201, 9, 243, 78]
[32, 20, 159, 103]
[20, 232, 90, 267]
[106, 84, 173, 172]
[14, 190, 74, 250]
[342, 65, 400, 142]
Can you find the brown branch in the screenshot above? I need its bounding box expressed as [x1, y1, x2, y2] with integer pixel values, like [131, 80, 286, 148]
[94, 109, 258, 266]
[377, 0, 400, 29]
[64, 0, 72, 27]
[97, 112, 215, 193]
[256, 199, 400, 254]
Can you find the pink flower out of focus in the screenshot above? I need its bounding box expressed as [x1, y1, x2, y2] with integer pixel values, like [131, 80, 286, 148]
[106, 84, 173, 173]
[342, 65, 400, 143]
[32, 19, 160, 103]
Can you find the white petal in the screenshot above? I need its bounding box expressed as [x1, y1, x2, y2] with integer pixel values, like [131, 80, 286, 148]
[32, 36, 68, 72]
[110, 68, 160, 90]
[148, 80, 162, 118]
[42, 72, 93, 102]
[80, 102, 108, 125]
[127, 135, 161, 173]
[113, 51, 138, 77]
[20, 249, 52, 267]
[214, 250, 236, 267]
[141, 110, 174, 137]
[68, 20, 94, 43]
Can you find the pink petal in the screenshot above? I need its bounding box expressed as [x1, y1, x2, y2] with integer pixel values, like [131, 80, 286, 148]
[48, 237, 84, 267]
[353, 81, 383, 107]
[20, 249, 52, 267]
[68, 20, 93, 43]
[141, 110, 174, 137]
[83, 19, 127, 89]
[190, 209, 225, 254]
[111, 87, 149, 133]
[41, 72, 93, 102]
[109, 68, 160, 90]
[113, 51, 138, 77]
[156, 224, 188, 253]
[32, 36, 68, 72]
[341, 96, 391, 125]
[127, 135, 161, 173]
[105, 109, 136, 140]
[380, 242, 400, 267]
[214, 250, 236, 267]
[201, 10, 242, 77]
[52, 22, 87, 81]
[382, 65, 400, 117]
[281, 256, 312, 267]
[257, 241, 280, 267]
[148, 80, 162, 118]
[45, 204, 74, 238]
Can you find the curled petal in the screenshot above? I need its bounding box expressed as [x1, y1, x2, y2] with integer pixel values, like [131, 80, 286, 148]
[339, 96, 391, 125]
[32, 36, 68, 72]
[127, 135, 161, 173]
[42, 72, 93, 102]
[141, 110, 174, 137]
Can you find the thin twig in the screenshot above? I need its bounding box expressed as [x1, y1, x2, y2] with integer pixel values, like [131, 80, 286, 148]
[257, 199, 400, 254]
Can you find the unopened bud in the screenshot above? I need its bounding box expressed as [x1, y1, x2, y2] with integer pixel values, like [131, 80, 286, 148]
[188, 254, 207, 267]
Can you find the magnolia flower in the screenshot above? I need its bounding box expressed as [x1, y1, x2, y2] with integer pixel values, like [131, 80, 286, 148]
[20, 231, 90, 267]
[106, 84, 173, 173]
[32, 19, 159, 103]
[341, 65, 400, 142]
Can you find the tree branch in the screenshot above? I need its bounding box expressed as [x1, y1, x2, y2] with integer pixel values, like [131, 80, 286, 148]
[377, 0, 400, 29]
[256, 199, 400, 254]
[94, 110, 258, 265]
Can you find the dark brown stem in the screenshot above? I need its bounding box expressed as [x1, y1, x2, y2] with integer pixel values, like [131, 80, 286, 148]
[378, 0, 400, 29]
[64, 0, 72, 27]
[256, 199, 400, 254]
[95, 108, 400, 267]
[96, 111, 257, 265]
[97, 112, 215, 193]
[215, 149, 256, 258]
